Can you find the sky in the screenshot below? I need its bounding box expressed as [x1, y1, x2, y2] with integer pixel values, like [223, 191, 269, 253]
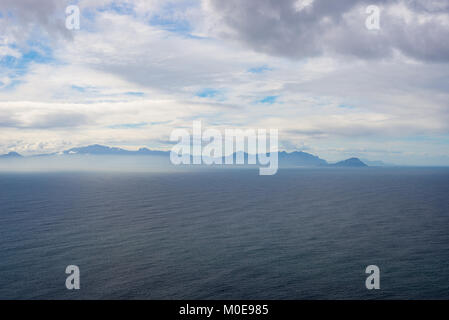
[1, 0, 449, 165]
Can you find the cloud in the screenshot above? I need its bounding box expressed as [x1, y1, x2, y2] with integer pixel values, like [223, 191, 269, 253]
[205, 0, 449, 62]
[0, 0, 72, 46]
[0, 1, 449, 165]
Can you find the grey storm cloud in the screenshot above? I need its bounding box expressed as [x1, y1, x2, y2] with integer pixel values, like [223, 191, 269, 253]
[207, 0, 449, 62]
[29, 112, 90, 129]
[0, 0, 72, 44]
[0, 110, 89, 129]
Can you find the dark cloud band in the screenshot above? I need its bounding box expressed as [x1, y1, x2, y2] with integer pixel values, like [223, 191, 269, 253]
[207, 0, 449, 62]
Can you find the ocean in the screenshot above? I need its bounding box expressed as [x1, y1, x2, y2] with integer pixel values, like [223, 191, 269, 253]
[1, 168, 448, 299]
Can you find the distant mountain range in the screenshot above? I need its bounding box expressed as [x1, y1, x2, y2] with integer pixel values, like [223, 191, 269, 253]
[0, 152, 23, 159]
[63, 144, 168, 157]
[331, 157, 368, 167]
[279, 151, 328, 166]
[0, 144, 375, 167]
[360, 159, 394, 167]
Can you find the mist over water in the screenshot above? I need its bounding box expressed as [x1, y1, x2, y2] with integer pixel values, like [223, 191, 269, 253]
[1, 168, 449, 299]
[0, 155, 173, 173]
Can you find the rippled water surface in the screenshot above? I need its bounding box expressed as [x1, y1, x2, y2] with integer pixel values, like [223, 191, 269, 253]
[1, 168, 449, 299]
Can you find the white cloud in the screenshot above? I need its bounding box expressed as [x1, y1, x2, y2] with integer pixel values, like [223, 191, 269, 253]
[0, 0, 449, 165]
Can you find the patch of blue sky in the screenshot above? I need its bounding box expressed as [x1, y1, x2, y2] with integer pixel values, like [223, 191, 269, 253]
[149, 14, 191, 34]
[73, 85, 101, 92]
[96, 1, 135, 16]
[257, 95, 279, 104]
[148, 0, 199, 35]
[71, 85, 86, 92]
[125, 91, 145, 97]
[196, 88, 220, 98]
[0, 42, 54, 91]
[248, 65, 272, 74]
[0, 55, 18, 68]
[80, 6, 99, 26]
[22, 48, 52, 64]
[0, 74, 22, 91]
[0, 9, 13, 19]
[195, 88, 227, 101]
[184, 33, 209, 40]
[1, 41, 54, 75]
[108, 122, 147, 129]
[337, 104, 356, 109]
[80, 1, 135, 30]
[149, 120, 172, 126]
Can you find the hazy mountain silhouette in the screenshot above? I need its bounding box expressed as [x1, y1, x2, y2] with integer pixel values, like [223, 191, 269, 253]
[0, 151, 23, 158]
[279, 151, 328, 167]
[332, 157, 367, 167]
[64, 144, 168, 157]
[60, 145, 366, 167]
[1, 145, 371, 168]
[361, 159, 395, 167]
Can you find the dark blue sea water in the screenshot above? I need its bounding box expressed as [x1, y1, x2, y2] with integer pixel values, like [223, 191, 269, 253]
[1, 168, 449, 299]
